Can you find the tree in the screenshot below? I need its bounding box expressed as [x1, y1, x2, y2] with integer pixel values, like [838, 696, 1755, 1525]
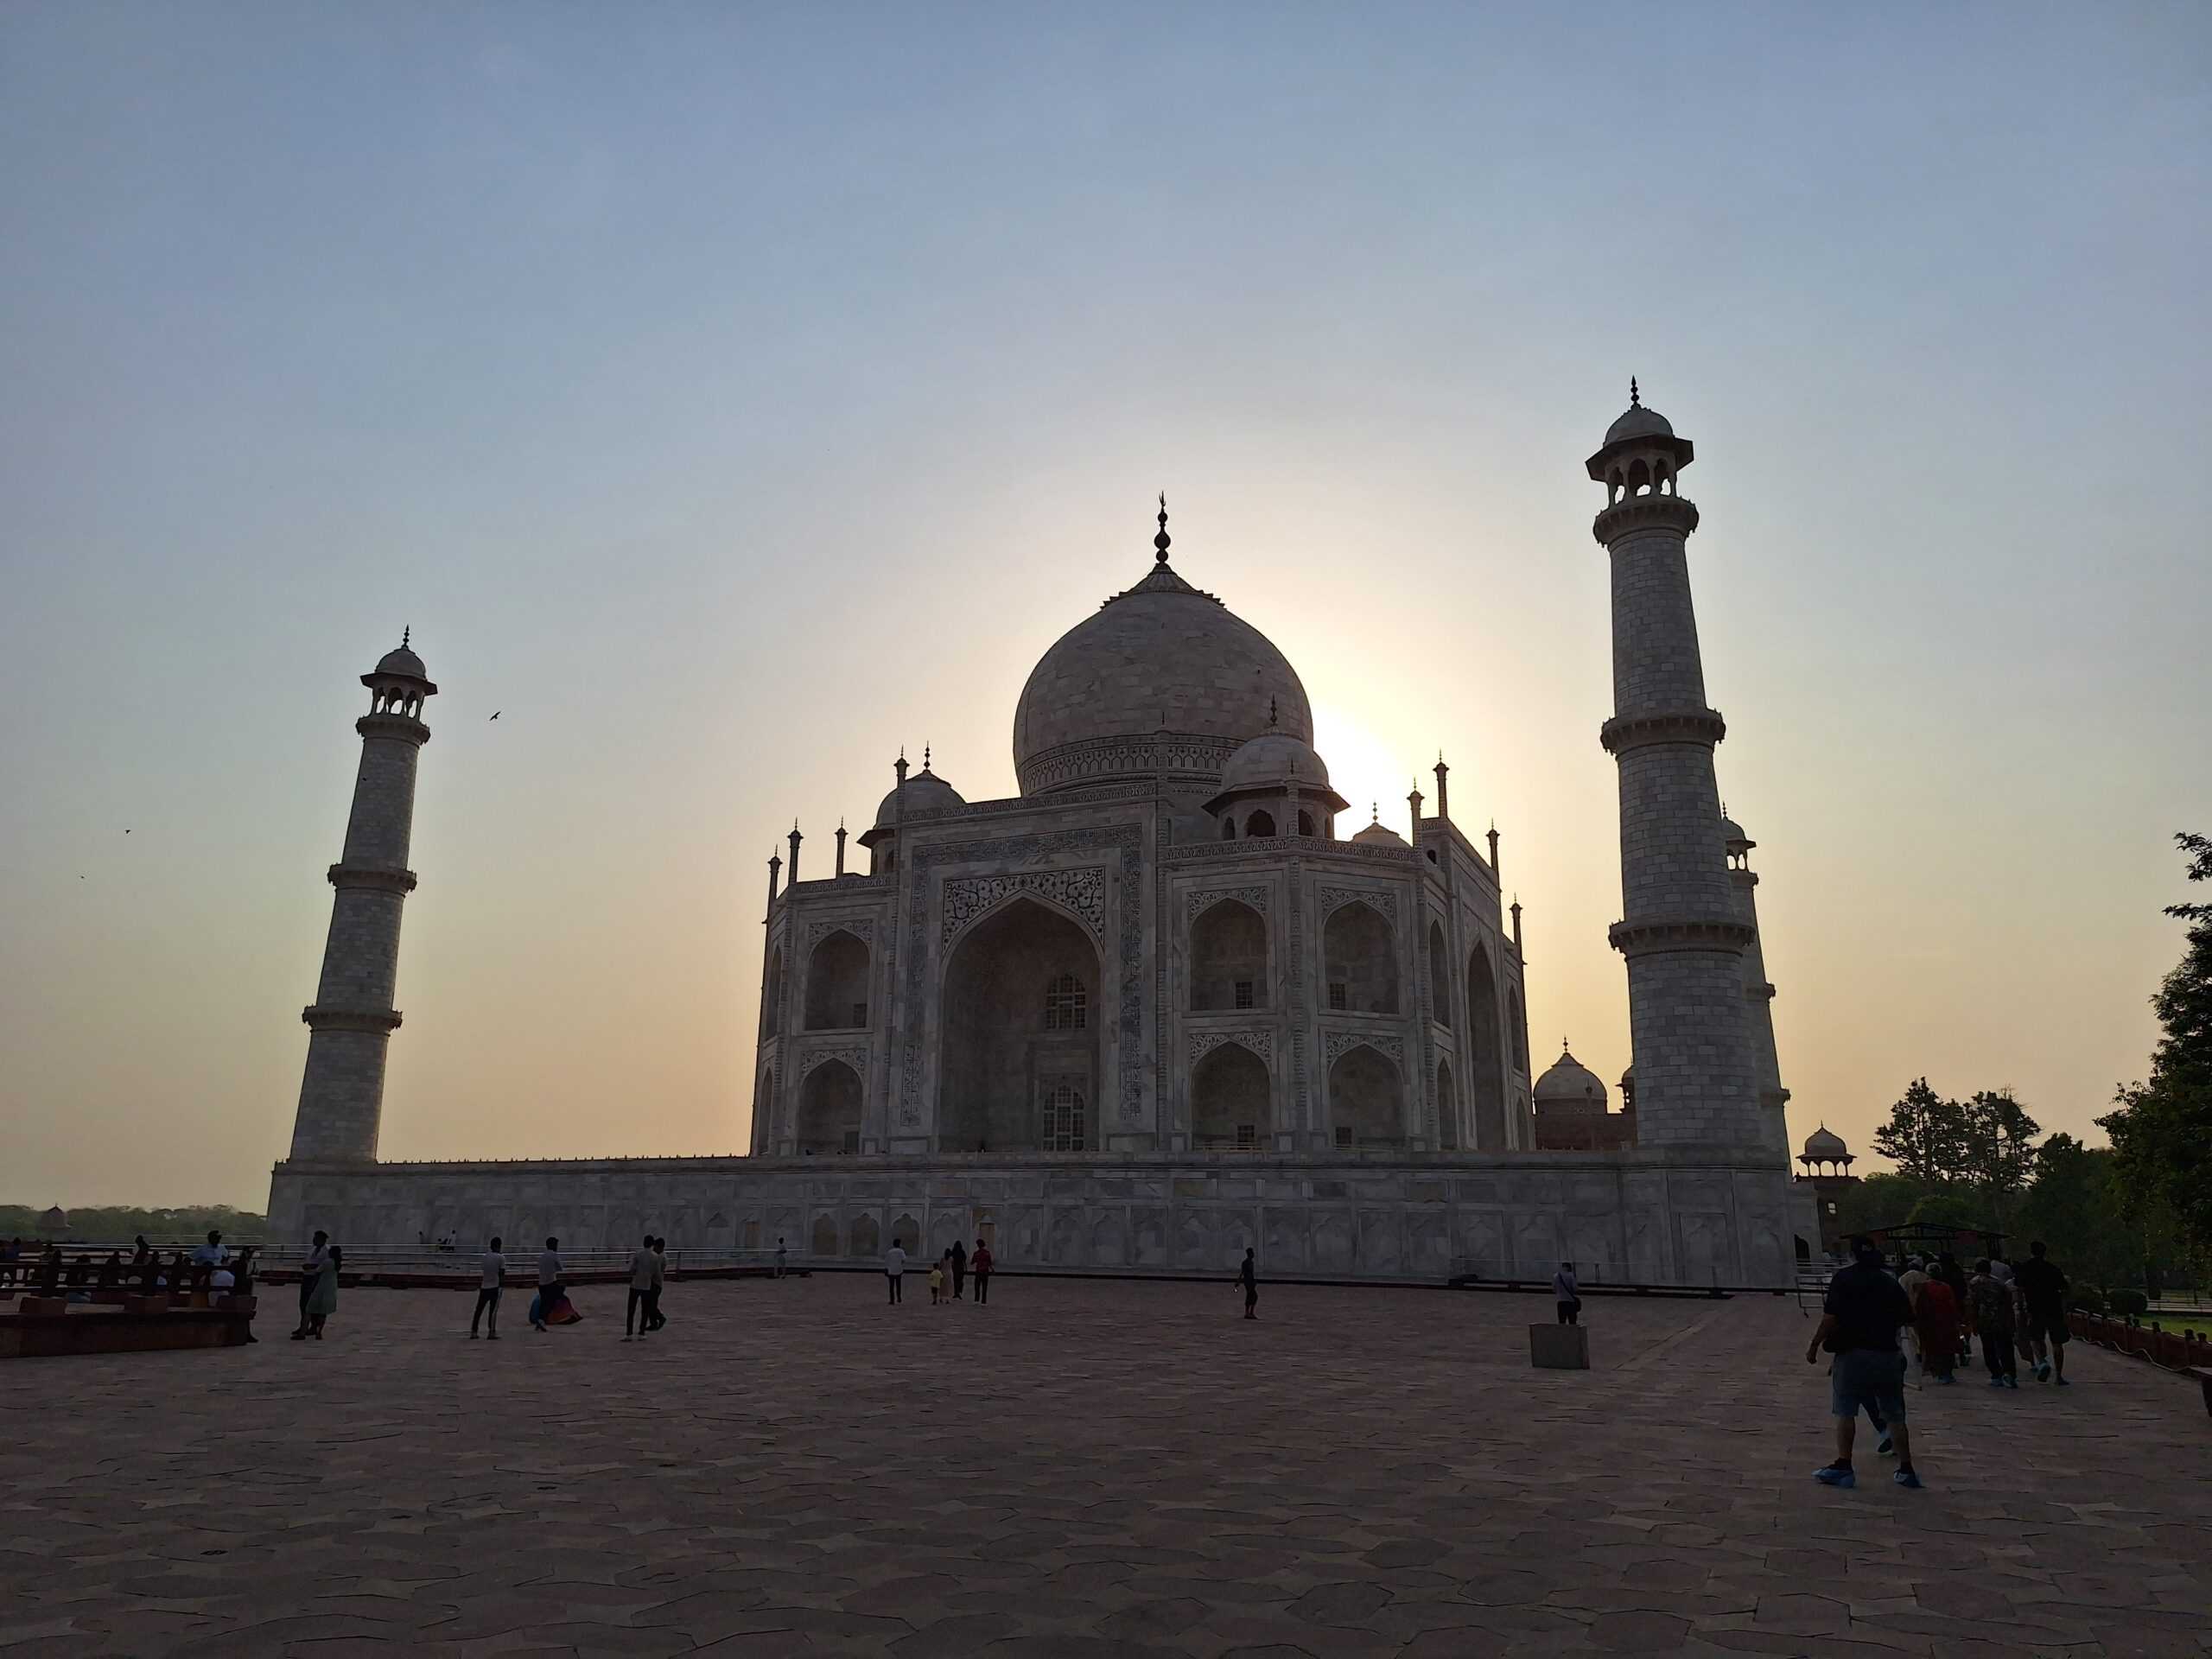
[1956, 1089, 2039, 1227]
[2100, 833, 2212, 1268]
[1872, 1079, 1967, 1183]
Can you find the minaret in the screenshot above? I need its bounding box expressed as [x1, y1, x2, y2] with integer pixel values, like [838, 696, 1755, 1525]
[286, 633, 436, 1162]
[1723, 813, 1791, 1153]
[1586, 385, 1761, 1147]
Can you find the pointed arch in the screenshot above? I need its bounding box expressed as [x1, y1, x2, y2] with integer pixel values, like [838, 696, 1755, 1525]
[1190, 898, 1267, 1012]
[753, 1064, 778, 1156]
[1427, 921, 1451, 1029]
[938, 896, 1101, 1153]
[848, 1212, 880, 1259]
[1192, 1041, 1271, 1148]
[796, 1058, 862, 1155]
[762, 944, 785, 1039]
[804, 929, 870, 1030]
[810, 1213, 839, 1256]
[1466, 941, 1505, 1150]
[1327, 1042, 1403, 1149]
[1509, 987, 1529, 1071]
[1324, 900, 1399, 1014]
[1244, 808, 1276, 838]
[1437, 1058, 1459, 1151]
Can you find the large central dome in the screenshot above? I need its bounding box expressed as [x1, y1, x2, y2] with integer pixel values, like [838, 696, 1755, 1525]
[1013, 545, 1313, 798]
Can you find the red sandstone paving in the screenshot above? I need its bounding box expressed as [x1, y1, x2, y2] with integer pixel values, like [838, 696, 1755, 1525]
[2, 1275, 2205, 1656]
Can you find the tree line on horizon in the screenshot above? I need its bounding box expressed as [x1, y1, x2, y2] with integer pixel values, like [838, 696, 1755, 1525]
[0, 1204, 269, 1245]
[1837, 833, 2211, 1294]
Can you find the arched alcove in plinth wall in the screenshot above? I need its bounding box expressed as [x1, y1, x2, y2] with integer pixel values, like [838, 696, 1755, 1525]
[796, 1058, 863, 1155]
[1437, 1058, 1459, 1152]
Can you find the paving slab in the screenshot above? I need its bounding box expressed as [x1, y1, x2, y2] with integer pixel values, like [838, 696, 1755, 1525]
[2, 1275, 2205, 1656]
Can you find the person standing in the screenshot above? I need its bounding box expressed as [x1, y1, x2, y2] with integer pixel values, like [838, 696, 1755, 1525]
[950, 1238, 969, 1301]
[472, 1236, 505, 1339]
[2014, 1241, 2071, 1385]
[971, 1238, 993, 1306]
[534, 1236, 564, 1332]
[292, 1230, 329, 1338]
[624, 1234, 656, 1341]
[1968, 1258, 2018, 1388]
[1554, 1261, 1581, 1325]
[645, 1237, 669, 1332]
[775, 1236, 787, 1278]
[928, 1255, 944, 1306]
[885, 1236, 906, 1304]
[1805, 1237, 1923, 1489]
[305, 1245, 341, 1338]
[1936, 1251, 1972, 1363]
[1236, 1248, 1258, 1319]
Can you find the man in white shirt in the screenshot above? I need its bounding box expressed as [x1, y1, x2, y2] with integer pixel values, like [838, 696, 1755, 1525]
[189, 1230, 230, 1293]
[624, 1234, 657, 1341]
[472, 1236, 505, 1339]
[885, 1238, 907, 1304]
[534, 1236, 563, 1332]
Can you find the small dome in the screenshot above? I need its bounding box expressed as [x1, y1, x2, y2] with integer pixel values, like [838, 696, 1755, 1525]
[374, 644, 429, 681]
[1720, 814, 1753, 852]
[1351, 818, 1408, 848]
[873, 766, 964, 828]
[1802, 1125, 1850, 1160]
[1535, 1046, 1608, 1110]
[1605, 402, 1675, 447]
[1219, 731, 1330, 794]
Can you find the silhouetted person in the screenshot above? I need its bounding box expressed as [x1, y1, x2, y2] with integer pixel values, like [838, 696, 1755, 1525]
[950, 1238, 968, 1300]
[972, 1238, 993, 1305]
[472, 1236, 505, 1339]
[624, 1233, 656, 1340]
[1237, 1248, 1258, 1319]
[294, 1230, 329, 1337]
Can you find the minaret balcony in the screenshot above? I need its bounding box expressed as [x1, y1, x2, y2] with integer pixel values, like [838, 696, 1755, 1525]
[355, 711, 432, 743]
[1598, 708, 1727, 755]
[327, 863, 419, 894]
[1608, 917, 1757, 959]
[302, 1004, 403, 1033]
[1592, 493, 1699, 544]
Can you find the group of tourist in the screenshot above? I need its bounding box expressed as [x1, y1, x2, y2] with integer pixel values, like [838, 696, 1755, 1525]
[2, 1230, 261, 1306]
[897, 1236, 995, 1306]
[1808, 1235, 2077, 1491]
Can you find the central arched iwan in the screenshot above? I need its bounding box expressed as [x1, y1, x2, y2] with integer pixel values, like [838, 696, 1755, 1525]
[938, 897, 1102, 1153]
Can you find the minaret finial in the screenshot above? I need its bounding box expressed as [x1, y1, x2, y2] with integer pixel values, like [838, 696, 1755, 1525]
[1154, 492, 1171, 564]
[401, 625, 410, 649]
[1370, 802, 1379, 824]
[1630, 376, 1640, 407]
[923, 744, 931, 772]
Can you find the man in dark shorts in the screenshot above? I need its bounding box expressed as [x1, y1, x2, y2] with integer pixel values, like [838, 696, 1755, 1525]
[1236, 1248, 1258, 1319]
[1805, 1237, 1923, 1490]
[2014, 1241, 2071, 1385]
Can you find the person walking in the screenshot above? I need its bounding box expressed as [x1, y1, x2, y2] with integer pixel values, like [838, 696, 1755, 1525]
[534, 1236, 564, 1332]
[928, 1255, 945, 1306]
[1915, 1269, 1960, 1383]
[885, 1236, 907, 1303]
[1236, 1248, 1258, 1319]
[304, 1245, 341, 1338]
[971, 1238, 993, 1305]
[1967, 1258, 2018, 1388]
[623, 1233, 656, 1341]
[1554, 1261, 1581, 1325]
[950, 1238, 969, 1301]
[1936, 1251, 1972, 1363]
[2015, 1241, 2071, 1385]
[291, 1230, 329, 1338]
[645, 1236, 670, 1332]
[472, 1236, 505, 1338]
[1806, 1236, 1923, 1489]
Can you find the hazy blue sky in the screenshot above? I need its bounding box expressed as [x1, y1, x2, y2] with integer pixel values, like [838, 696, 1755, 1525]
[3, 4, 2206, 1209]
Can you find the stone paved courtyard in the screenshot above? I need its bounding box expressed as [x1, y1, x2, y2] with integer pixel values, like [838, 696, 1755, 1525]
[3, 1274, 2207, 1657]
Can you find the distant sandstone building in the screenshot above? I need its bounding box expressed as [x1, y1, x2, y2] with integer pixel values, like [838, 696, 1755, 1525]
[269, 391, 1815, 1284]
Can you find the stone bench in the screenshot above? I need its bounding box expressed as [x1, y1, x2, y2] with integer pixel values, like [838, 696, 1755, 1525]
[0, 1294, 257, 1359]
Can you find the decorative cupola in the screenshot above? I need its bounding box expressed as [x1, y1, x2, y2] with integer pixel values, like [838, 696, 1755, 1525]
[1204, 716, 1347, 841]
[857, 747, 964, 874]
[1586, 378, 1695, 506]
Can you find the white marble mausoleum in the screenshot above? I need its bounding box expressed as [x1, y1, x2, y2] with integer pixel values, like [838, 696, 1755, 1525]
[268, 391, 1817, 1285]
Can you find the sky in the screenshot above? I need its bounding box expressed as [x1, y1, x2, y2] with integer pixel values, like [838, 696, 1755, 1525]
[2, 4, 2207, 1211]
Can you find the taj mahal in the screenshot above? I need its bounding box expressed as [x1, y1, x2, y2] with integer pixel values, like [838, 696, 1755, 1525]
[267, 389, 1819, 1285]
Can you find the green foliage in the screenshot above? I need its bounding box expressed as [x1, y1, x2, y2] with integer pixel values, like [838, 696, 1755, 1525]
[2100, 832, 2212, 1269]
[1868, 1078, 2039, 1225]
[2069, 1285, 2107, 1314]
[2107, 1287, 2149, 1318]
[0, 1205, 269, 1244]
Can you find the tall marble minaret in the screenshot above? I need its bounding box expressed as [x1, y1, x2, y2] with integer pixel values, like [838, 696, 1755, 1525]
[1586, 386, 1761, 1147]
[1723, 813, 1792, 1154]
[287, 633, 436, 1162]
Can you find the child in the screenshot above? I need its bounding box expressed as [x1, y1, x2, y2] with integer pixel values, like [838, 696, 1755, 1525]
[928, 1257, 944, 1305]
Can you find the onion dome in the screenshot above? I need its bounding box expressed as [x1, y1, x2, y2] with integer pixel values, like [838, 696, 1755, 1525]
[1534, 1043, 1609, 1112]
[857, 752, 964, 849]
[363, 627, 436, 694]
[1349, 804, 1408, 848]
[1013, 497, 1312, 797]
[1220, 731, 1330, 794]
[1802, 1125, 1850, 1162]
[1586, 378, 1694, 482]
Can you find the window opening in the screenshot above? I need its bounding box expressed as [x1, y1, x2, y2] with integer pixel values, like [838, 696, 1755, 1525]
[1044, 973, 1088, 1031]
